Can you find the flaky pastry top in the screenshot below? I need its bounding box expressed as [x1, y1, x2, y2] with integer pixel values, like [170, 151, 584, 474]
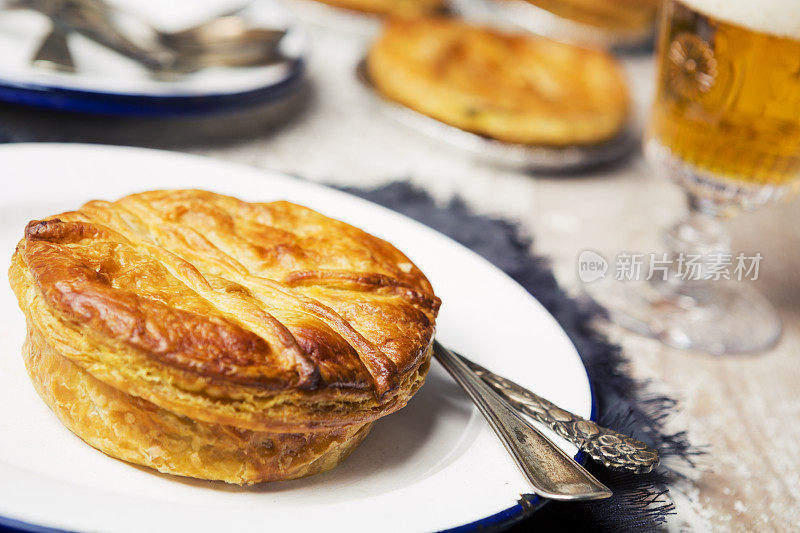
[10, 190, 439, 431]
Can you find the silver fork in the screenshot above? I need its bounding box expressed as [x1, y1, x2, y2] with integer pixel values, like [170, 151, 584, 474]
[433, 341, 613, 501]
[31, 26, 75, 72]
[20, 0, 288, 74]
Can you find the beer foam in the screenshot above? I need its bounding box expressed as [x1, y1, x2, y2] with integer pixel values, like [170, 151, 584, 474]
[680, 0, 800, 39]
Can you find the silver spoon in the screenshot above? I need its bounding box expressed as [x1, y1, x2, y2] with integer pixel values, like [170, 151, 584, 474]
[433, 341, 613, 501]
[158, 6, 288, 69]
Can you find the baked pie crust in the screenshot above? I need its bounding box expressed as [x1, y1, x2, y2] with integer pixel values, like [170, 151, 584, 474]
[308, 0, 447, 16]
[9, 190, 439, 484]
[367, 17, 631, 146]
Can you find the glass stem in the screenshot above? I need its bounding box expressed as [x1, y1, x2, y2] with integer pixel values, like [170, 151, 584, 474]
[666, 193, 731, 258]
[652, 193, 733, 302]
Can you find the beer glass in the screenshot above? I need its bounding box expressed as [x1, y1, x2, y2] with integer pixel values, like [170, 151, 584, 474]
[589, 0, 800, 353]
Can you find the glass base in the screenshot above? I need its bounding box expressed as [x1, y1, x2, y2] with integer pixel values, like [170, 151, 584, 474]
[586, 278, 782, 355]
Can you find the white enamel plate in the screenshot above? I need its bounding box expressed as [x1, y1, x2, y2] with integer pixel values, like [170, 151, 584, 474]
[0, 144, 592, 533]
[0, 0, 306, 115]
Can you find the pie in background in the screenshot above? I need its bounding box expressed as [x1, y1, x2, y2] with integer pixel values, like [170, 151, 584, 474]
[308, 0, 447, 16]
[367, 17, 631, 146]
[518, 0, 658, 31]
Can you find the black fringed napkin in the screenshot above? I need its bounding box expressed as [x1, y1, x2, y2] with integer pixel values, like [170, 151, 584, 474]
[344, 182, 697, 532]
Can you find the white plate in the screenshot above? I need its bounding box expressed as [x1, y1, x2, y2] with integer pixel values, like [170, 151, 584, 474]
[0, 0, 306, 113]
[0, 143, 592, 533]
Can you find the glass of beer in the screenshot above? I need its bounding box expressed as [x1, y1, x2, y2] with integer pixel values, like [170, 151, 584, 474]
[589, 0, 800, 353]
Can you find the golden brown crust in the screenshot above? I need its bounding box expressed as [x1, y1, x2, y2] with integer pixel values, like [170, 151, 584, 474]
[518, 0, 658, 31]
[9, 190, 439, 437]
[23, 322, 374, 484]
[367, 17, 631, 146]
[309, 0, 447, 16]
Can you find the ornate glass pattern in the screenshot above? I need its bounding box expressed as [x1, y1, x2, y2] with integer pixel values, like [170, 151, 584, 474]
[667, 32, 717, 98]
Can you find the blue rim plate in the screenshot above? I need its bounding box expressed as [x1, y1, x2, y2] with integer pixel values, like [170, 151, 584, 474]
[0, 144, 595, 533]
[0, 59, 305, 117]
[0, 0, 307, 117]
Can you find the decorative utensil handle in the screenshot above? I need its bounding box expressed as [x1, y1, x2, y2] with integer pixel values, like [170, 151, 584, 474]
[460, 356, 659, 474]
[433, 341, 612, 501]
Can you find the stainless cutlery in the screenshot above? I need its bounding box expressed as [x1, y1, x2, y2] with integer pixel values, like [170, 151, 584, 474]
[459, 354, 660, 474]
[12, 0, 289, 74]
[31, 26, 75, 72]
[158, 5, 288, 69]
[434, 341, 660, 500]
[433, 341, 613, 501]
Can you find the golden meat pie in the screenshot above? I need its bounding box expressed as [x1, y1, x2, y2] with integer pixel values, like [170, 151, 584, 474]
[367, 17, 631, 146]
[8, 189, 439, 484]
[308, 0, 447, 16]
[518, 0, 658, 31]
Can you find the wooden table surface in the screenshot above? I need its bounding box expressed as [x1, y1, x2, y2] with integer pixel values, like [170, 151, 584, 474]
[19, 18, 790, 531]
